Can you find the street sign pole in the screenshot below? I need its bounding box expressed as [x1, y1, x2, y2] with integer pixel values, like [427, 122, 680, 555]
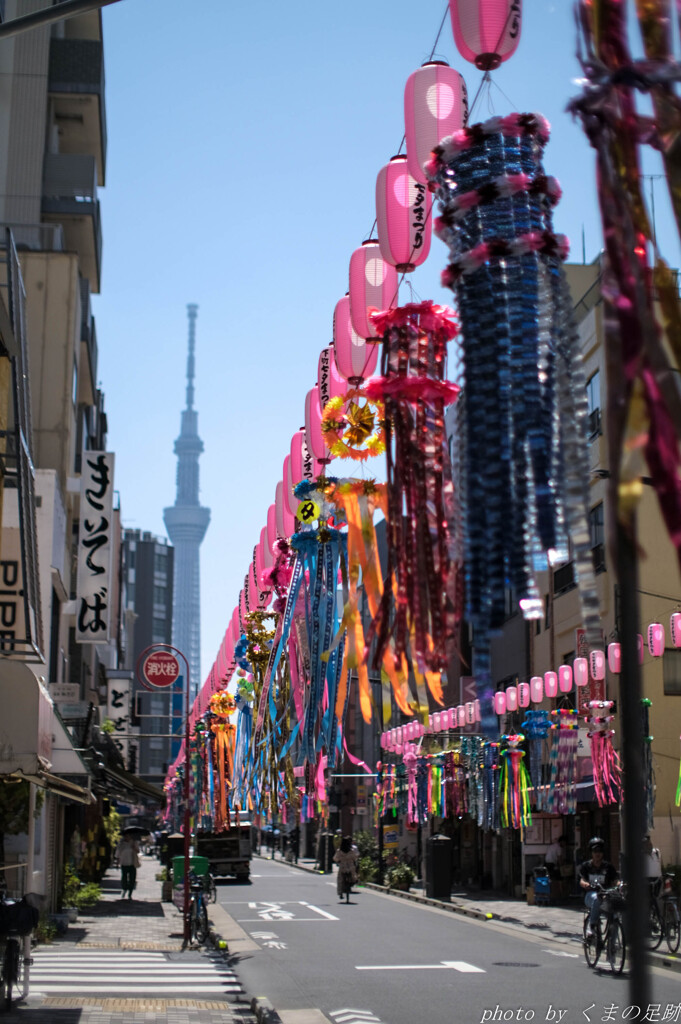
[137, 643, 191, 946]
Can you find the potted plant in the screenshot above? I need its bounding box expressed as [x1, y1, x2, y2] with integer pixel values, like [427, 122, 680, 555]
[385, 862, 415, 892]
[61, 864, 80, 922]
[156, 866, 173, 902]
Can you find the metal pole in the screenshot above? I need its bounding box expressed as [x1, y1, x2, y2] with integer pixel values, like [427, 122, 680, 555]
[617, 516, 650, 1008]
[0, 0, 124, 38]
[22, 781, 35, 998]
[183, 663, 191, 947]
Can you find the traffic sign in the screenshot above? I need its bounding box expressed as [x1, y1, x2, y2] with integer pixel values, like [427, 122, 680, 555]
[141, 650, 180, 688]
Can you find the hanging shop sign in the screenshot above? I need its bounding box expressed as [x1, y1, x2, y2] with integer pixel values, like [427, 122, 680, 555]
[76, 452, 115, 643]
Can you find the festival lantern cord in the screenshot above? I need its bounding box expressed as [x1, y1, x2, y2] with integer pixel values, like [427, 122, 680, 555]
[426, 112, 601, 737]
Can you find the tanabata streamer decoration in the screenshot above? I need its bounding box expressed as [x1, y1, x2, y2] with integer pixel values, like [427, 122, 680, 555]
[546, 709, 579, 815]
[584, 700, 621, 807]
[570, 4, 681, 570]
[499, 733, 532, 830]
[427, 113, 601, 736]
[521, 709, 551, 810]
[365, 301, 461, 678]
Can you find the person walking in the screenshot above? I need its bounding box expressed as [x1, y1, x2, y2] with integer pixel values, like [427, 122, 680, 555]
[333, 836, 358, 901]
[115, 834, 140, 900]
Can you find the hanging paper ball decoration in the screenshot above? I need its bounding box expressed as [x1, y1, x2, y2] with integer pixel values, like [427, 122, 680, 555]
[333, 295, 380, 384]
[349, 241, 399, 340]
[404, 61, 468, 184]
[449, 0, 522, 71]
[590, 649, 605, 681]
[210, 690, 236, 718]
[648, 622, 665, 657]
[559, 665, 573, 693]
[607, 642, 621, 673]
[530, 676, 543, 702]
[573, 658, 588, 687]
[544, 671, 558, 698]
[376, 156, 432, 272]
[671, 612, 681, 647]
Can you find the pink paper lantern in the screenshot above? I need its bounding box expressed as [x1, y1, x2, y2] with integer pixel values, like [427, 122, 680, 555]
[317, 345, 348, 411]
[255, 538, 265, 585]
[457, 704, 466, 727]
[305, 387, 330, 464]
[291, 428, 322, 487]
[395, 726, 403, 743]
[283, 455, 298, 517]
[505, 686, 518, 711]
[406, 722, 415, 740]
[671, 612, 681, 648]
[404, 61, 468, 184]
[638, 633, 645, 664]
[530, 676, 543, 703]
[607, 642, 621, 674]
[474, 699, 481, 722]
[465, 701, 476, 725]
[493, 691, 506, 716]
[231, 606, 241, 642]
[573, 657, 588, 687]
[518, 682, 530, 708]
[333, 294, 379, 384]
[349, 241, 399, 339]
[266, 503, 278, 554]
[275, 480, 295, 539]
[544, 671, 558, 698]
[260, 527, 273, 570]
[558, 665, 573, 693]
[589, 649, 605, 681]
[239, 588, 247, 626]
[433, 711, 442, 731]
[449, 0, 522, 72]
[376, 156, 432, 272]
[648, 622, 665, 658]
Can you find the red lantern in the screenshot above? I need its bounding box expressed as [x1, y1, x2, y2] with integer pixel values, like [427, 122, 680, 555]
[333, 295, 379, 384]
[305, 387, 329, 463]
[376, 156, 432, 272]
[607, 642, 621, 674]
[647, 622, 665, 657]
[573, 657, 588, 687]
[404, 61, 468, 184]
[449, 0, 522, 72]
[317, 345, 348, 412]
[349, 241, 398, 339]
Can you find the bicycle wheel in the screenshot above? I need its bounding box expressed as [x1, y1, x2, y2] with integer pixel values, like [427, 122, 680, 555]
[583, 918, 600, 968]
[645, 899, 663, 950]
[607, 918, 626, 974]
[189, 899, 198, 945]
[196, 900, 209, 944]
[3, 939, 18, 1009]
[665, 902, 681, 954]
[206, 875, 217, 904]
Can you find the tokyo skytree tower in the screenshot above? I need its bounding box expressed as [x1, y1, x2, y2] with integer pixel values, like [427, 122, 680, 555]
[164, 304, 210, 701]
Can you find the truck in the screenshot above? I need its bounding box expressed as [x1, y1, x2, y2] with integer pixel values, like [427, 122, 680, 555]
[195, 820, 252, 881]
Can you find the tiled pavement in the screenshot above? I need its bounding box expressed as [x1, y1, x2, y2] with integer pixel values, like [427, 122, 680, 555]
[3, 853, 259, 1024]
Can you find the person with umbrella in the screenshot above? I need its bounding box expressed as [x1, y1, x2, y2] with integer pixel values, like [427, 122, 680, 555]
[115, 828, 144, 900]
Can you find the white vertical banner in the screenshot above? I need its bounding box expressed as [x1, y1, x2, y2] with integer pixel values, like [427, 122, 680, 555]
[76, 452, 115, 643]
[106, 671, 132, 763]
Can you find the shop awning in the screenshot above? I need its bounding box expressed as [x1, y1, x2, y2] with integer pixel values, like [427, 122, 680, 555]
[102, 765, 163, 803]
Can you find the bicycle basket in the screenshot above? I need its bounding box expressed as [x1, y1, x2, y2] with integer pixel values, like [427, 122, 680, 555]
[0, 898, 39, 936]
[601, 889, 626, 913]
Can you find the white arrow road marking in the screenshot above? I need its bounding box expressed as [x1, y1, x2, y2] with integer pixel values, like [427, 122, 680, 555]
[356, 961, 485, 973]
[542, 949, 579, 958]
[299, 901, 339, 921]
[331, 1012, 382, 1023]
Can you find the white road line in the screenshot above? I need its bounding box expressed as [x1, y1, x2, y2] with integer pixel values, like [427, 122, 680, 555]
[237, 918, 336, 923]
[299, 901, 339, 921]
[30, 984, 237, 994]
[356, 961, 485, 973]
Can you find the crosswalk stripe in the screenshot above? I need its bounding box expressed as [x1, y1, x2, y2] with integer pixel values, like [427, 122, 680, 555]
[30, 985, 236, 995]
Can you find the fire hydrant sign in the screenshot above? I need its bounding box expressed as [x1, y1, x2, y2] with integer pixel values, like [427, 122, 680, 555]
[141, 650, 180, 688]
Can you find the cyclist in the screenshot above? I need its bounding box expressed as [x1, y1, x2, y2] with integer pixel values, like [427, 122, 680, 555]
[579, 837, 619, 938]
[333, 836, 358, 901]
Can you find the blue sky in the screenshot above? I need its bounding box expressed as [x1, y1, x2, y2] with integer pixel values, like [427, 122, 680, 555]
[94, 0, 681, 691]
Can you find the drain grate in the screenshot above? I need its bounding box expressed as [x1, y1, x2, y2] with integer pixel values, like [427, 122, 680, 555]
[493, 962, 541, 967]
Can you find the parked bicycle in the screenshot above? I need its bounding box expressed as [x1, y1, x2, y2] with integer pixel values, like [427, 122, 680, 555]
[583, 882, 627, 974]
[0, 888, 38, 1009]
[188, 871, 209, 945]
[202, 871, 217, 905]
[647, 874, 680, 954]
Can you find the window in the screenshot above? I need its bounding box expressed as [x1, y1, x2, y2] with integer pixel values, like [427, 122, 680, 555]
[589, 503, 606, 573]
[153, 585, 166, 605]
[586, 371, 601, 439]
[154, 549, 167, 573]
[544, 594, 551, 630]
[664, 649, 681, 695]
[152, 618, 168, 643]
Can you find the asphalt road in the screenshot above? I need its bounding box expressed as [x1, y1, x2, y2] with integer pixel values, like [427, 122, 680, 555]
[218, 861, 681, 1024]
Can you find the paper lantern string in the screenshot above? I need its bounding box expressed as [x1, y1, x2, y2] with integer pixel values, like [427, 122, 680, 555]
[364, 300, 462, 677]
[427, 111, 602, 736]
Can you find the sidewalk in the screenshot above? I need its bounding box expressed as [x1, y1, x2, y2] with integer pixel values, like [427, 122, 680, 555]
[4, 853, 259, 1024]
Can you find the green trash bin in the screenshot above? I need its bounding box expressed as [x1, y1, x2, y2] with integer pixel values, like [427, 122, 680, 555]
[172, 855, 209, 884]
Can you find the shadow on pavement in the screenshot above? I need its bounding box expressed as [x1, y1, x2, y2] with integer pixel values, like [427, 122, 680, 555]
[87, 899, 164, 917]
[2, 1010, 82, 1022]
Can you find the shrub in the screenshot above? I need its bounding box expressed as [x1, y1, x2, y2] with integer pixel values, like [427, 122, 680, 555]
[385, 862, 415, 891]
[74, 882, 101, 910]
[61, 864, 100, 910]
[34, 912, 56, 945]
[353, 830, 378, 860]
[358, 855, 378, 884]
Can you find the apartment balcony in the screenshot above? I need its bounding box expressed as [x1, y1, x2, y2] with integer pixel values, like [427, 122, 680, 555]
[41, 153, 102, 293]
[78, 278, 98, 406]
[48, 37, 107, 186]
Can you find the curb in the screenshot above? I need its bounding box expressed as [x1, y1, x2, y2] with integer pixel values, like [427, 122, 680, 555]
[250, 996, 283, 1024]
[362, 880, 495, 923]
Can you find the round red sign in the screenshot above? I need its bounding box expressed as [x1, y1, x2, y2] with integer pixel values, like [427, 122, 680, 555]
[141, 651, 181, 688]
